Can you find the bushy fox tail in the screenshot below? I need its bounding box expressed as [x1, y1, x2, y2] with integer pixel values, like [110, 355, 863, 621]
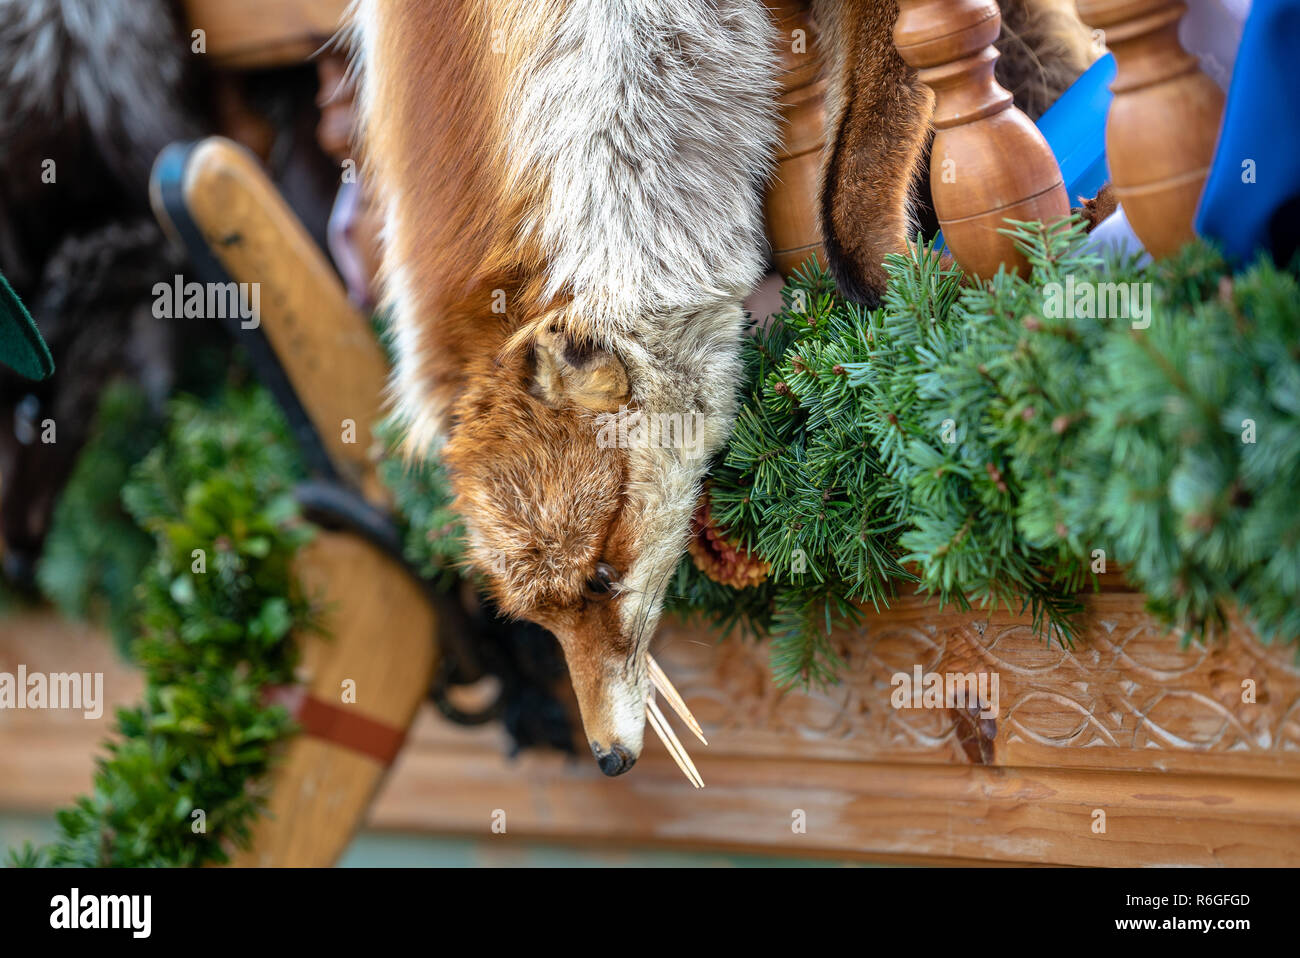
[813, 0, 934, 306]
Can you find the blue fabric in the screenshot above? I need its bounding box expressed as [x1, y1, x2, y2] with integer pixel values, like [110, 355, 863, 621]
[1196, 0, 1300, 264]
[1037, 53, 1114, 203]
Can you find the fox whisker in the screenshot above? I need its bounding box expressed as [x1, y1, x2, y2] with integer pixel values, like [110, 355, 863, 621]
[648, 655, 707, 746]
[646, 696, 704, 788]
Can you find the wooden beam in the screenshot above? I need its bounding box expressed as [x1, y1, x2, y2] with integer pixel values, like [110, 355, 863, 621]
[183, 0, 351, 69]
[371, 726, 1300, 865]
[229, 531, 438, 866]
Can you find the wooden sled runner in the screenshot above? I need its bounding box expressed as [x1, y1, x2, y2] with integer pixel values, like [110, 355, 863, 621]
[151, 137, 438, 866]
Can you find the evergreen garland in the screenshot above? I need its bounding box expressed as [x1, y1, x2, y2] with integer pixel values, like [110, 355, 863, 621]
[1081, 245, 1300, 644]
[11, 386, 316, 867]
[672, 220, 1300, 682]
[33, 341, 250, 650]
[857, 221, 1095, 643]
[666, 262, 911, 686]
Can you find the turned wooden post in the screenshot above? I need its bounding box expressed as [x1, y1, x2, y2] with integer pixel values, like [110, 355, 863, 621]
[1075, 0, 1224, 258]
[764, 0, 828, 277]
[895, 0, 1070, 278]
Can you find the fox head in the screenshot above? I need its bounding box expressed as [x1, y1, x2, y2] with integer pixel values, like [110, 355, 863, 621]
[442, 318, 740, 773]
[353, 0, 777, 773]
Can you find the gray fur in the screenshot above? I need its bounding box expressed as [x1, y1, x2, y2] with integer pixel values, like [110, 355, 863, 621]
[0, 0, 194, 190]
[0, 0, 195, 580]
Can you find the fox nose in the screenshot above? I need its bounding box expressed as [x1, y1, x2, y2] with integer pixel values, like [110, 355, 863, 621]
[592, 742, 636, 777]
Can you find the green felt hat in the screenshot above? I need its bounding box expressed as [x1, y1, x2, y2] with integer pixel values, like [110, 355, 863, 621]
[0, 271, 53, 381]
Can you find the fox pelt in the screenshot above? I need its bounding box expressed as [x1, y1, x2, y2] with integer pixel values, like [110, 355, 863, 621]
[352, 0, 1093, 772]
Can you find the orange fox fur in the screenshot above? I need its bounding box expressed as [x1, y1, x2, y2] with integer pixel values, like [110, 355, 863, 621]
[352, 0, 1092, 774]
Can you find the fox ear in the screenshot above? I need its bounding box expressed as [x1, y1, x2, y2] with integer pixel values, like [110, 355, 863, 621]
[531, 328, 630, 413]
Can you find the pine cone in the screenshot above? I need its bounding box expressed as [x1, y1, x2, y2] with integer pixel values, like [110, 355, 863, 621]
[687, 490, 769, 589]
[1075, 183, 1119, 232]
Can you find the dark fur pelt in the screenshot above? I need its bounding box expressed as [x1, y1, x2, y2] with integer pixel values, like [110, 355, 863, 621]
[995, 0, 1097, 121]
[0, 221, 182, 582]
[0, 0, 198, 287]
[0, 0, 197, 583]
[0, 2, 368, 585]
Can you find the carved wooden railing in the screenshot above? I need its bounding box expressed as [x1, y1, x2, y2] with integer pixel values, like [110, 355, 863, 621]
[764, 0, 829, 276]
[5, 594, 1299, 865]
[762, 0, 1225, 279]
[895, 0, 1071, 277]
[1073, 0, 1224, 256]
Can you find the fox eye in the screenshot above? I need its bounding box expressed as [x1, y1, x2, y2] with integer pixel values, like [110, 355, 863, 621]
[584, 561, 620, 599]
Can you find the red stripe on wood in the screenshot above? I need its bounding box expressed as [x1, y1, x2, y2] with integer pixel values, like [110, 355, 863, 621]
[264, 685, 406, 765]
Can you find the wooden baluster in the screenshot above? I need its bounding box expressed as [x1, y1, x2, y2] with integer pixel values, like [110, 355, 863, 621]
[764, 0, 828, 277]
[895, 0, 1070, 279]
[1075, 0, 1224, 258]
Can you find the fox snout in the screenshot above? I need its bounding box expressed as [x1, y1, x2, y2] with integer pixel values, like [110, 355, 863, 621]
[587, 675, 649, 775]
[557, 626, 650, 776]
[584, 678, 647, 776]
